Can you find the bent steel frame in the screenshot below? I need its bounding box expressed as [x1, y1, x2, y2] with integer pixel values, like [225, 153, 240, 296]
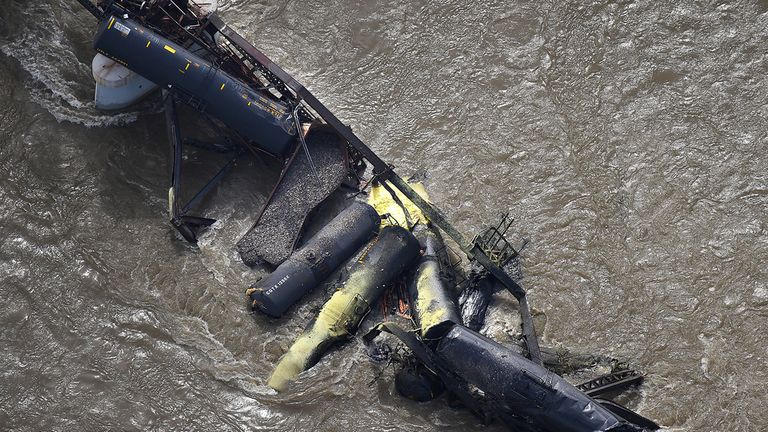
[76, 0, 542, 364]
[209, 14, 543, 364]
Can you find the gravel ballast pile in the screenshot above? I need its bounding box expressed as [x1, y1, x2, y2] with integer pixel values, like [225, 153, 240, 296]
[237, 125, 350, 267]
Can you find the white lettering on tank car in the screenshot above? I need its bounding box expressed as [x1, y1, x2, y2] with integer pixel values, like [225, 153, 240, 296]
[264, 275, 291, 295]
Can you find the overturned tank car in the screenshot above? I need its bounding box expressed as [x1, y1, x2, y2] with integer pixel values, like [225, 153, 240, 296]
[75, 1, 660, 430]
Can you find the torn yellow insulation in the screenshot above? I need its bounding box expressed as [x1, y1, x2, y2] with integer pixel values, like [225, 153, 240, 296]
[368, 181, 429, 228]
[267, 226, 421, 391]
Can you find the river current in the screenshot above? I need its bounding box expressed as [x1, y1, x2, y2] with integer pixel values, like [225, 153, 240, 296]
[1, 1, 767, 431]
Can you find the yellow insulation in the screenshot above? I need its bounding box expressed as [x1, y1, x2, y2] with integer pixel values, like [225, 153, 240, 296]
[367, 181, 429, 228]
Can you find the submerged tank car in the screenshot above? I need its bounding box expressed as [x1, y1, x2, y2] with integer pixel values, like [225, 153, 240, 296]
[72, 1, 660, 430]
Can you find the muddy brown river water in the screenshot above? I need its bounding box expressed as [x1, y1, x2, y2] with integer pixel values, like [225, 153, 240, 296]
[1, 1, 767, 431]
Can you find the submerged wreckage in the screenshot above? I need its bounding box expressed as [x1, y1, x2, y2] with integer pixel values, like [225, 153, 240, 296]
[76, 1, 659, 430]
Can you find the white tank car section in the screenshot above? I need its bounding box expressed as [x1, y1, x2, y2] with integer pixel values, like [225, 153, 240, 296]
[92, 53, 157, 110]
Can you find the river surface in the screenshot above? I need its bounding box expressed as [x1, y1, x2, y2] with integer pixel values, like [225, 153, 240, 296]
[1, 1, 767, 431]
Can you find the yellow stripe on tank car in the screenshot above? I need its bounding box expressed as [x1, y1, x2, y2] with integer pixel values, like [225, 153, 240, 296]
[164, 45, 176, 54]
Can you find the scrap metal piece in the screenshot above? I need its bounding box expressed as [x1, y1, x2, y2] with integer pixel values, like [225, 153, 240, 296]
[458, 268, 498, 331]
[594, 399, 660, 431]
[577, 370, 645, 397]
[163, 91, 239, 242]
[292, 103, 320, 180]
[472, 213, 521, 268]
[364, 323, 492, 422]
